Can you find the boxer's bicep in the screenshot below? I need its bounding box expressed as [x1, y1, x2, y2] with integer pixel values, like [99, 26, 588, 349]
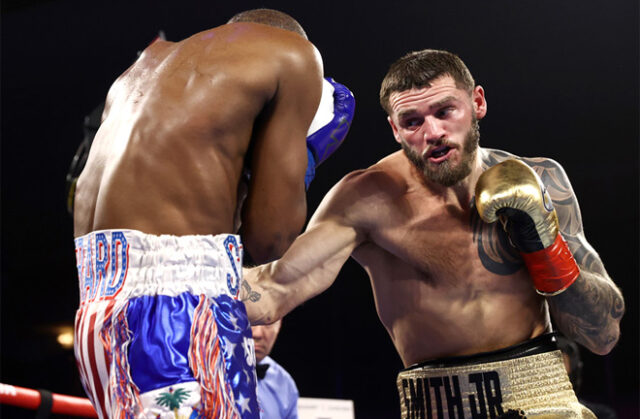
[282, 216, 361, 288]
[243, 217, 360, 324]
[243, 172, 366, 324]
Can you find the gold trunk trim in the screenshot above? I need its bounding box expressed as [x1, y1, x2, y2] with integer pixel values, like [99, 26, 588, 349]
[397, 350, 595, 418]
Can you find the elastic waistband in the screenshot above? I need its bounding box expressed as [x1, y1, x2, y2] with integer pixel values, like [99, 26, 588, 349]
[396, 334, 586, 417]
[74, 230, 244, 305]
[403, 333, 559, 372]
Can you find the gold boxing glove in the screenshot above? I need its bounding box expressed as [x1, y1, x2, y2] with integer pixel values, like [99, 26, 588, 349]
[475, 159, 579, 296]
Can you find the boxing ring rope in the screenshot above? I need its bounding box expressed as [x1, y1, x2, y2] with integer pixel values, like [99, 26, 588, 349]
[0, 383, 97, 417]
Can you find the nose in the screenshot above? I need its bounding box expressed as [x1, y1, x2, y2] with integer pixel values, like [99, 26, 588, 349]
[251, 326, 264, 340]
[422, 117, 445, 144]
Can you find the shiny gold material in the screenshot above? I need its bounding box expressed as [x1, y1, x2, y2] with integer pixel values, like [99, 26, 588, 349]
[475, 159, 559, 248]
[397, 350, 595, 418]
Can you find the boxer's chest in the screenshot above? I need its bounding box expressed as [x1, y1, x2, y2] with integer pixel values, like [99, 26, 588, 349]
[371, 200, 523, 280]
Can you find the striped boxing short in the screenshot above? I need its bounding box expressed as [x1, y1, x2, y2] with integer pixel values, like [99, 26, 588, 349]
[73, 229, 259, 419]
[397, 334, 596, 418]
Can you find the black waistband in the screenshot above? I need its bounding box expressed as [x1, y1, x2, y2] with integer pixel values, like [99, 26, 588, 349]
[403, 333, 559, 372]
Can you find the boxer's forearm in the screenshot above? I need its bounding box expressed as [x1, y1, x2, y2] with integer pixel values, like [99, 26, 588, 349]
[242, 218, 360, 324]
[548, 269, 625, 355]
[242, 264, 287, 325]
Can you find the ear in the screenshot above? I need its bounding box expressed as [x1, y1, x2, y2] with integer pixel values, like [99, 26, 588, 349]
[472, 85, 487, 120]
[388, 116, 402, 144]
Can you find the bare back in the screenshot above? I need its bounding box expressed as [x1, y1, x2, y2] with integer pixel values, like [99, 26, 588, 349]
[344, 149, 549, 366]
[74, 23, 322, 255]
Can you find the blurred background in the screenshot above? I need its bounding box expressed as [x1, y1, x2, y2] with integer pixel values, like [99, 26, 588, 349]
[1, 0, 638, 417]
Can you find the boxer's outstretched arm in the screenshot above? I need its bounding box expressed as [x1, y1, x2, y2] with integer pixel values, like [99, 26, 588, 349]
[242, 172, 367, 324]
[526, 158, 625, 355]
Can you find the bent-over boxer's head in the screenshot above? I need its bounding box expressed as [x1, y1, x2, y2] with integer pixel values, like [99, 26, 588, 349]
[251, 319, 282, 364]
[228, 9, 308, 39]
[381, 49, 487, 186]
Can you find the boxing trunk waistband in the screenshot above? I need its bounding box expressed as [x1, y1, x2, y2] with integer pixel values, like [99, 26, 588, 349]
[397, 334, 595, 418]
[73, 230, 257, 418]
[74, 229, 244, 304]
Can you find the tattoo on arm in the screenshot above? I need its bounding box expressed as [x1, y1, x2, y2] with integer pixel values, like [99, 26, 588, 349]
[549, 273, 625, 351]
[564, 235, 607, 276]
[470, 202, 523, 275]
[524, 157, 625, 351]
[241, 280, 261, 303]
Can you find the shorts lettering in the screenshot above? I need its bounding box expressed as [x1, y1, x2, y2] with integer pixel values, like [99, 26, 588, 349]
[402, 371, 504, 419]
[75, 231, 129, 304]
[104, 231, 128, 297]
[224, 236, 243, 298]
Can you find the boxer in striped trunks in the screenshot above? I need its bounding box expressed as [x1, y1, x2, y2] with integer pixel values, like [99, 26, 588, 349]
[74, 230, 254, 418]
[70, 8, 355, 418]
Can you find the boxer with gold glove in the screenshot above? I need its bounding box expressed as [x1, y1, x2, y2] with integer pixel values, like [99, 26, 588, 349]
[475, 158, 580, 296]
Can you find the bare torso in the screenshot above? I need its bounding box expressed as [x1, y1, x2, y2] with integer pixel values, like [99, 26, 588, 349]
[74, 23, 321, 247]
[350, 149, 549, 366]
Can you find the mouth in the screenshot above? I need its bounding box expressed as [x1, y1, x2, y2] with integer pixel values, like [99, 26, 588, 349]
[425, 145, 454, 163]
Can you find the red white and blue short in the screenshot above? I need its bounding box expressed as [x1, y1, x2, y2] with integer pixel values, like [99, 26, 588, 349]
[73, 230, 258, 419]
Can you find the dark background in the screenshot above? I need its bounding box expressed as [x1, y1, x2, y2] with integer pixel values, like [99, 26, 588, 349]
[1, 0, 638, 418]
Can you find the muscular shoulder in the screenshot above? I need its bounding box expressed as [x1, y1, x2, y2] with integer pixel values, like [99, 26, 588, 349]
[342, 153, 409, 201]
[482, 148, 577, 217]
[226, 23, 321, 74]
[313, 153, 408, 228]
[481, 148, 570, 185]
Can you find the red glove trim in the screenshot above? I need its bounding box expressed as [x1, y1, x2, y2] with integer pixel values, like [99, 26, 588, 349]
[521, 234, 580, 296]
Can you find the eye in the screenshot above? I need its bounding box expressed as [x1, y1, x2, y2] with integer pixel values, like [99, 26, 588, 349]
[436, 106, 455, 118]
[402, 118, 422, 129]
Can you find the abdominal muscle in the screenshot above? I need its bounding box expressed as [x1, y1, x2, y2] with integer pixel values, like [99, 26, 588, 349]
[354, 243, 550, 367]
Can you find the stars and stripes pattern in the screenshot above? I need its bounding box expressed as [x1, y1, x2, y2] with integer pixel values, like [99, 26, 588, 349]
[73, 230, 258, 418]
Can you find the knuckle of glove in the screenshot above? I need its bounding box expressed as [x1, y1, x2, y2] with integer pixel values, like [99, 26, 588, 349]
[306, 77, 355, 166]
[329, 79, 356, 114]
[475, 159, 559, 247]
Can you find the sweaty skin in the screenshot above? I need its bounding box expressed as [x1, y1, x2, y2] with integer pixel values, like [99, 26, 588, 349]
[243, 76, 623, 366]
[74, 23, 323, 263]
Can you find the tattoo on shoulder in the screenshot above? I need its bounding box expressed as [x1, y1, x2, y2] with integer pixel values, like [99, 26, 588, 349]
[523, 157, 583, 237]
[241, 280, 261, 303]
[470, 201, 523, 275]
[480, 149, 515, 169]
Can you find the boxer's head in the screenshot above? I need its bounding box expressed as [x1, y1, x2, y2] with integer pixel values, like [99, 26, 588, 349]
[228, 9, 307, 39]
[251, 319, 282, 363]
[380, 49, 476, 115]
[381, 49, 487, 186]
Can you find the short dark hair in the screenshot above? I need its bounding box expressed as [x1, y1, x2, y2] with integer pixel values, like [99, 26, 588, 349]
[379, 49, 475, 115]
[228, 8, 307, 39]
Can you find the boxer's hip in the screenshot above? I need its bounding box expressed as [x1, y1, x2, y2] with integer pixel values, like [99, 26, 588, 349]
[397, 334, 595, 418]
[73, 229, 244, 303]
[72, 230, 257, 418]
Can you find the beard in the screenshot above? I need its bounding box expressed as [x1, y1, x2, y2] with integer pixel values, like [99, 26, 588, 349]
[402, 118, 480, 187]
